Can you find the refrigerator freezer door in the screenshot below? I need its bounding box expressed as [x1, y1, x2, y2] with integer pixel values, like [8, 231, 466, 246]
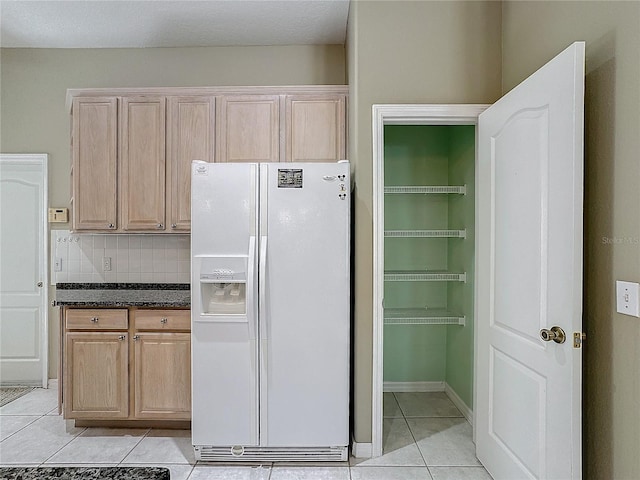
[191, 162, 259, 447]
[259, 162, 350, 447]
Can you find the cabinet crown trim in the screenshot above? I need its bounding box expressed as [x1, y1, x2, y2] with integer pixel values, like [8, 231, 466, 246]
[67, 85, 348, 112]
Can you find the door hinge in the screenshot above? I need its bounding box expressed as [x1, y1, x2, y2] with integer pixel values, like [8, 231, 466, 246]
[573, 332, 586, 348]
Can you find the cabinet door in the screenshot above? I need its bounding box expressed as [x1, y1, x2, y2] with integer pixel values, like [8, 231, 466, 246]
[120, 96, 166, 231]
[133, 332, 191, 419]
[218, 95, 280, 162]
[285, 95, 346, 163]
[72, 97, 118, 230]
[167, 96, 215, 231]
[64, 332, 128, 419]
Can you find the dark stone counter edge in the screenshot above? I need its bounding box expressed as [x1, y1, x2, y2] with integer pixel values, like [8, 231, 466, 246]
[0, 466, 170, 480]
[56, 282, 190, 290]
[53, 300, 191, 307]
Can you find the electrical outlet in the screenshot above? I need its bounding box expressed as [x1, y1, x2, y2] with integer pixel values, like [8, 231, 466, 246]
[616, 280, 640, 317]
[102, 257, 112, 272]
[54, 258, 62, 272]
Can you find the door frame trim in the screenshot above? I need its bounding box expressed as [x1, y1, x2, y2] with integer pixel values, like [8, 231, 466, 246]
[0, 153, 48, 387]
[371, 105, 488, 457]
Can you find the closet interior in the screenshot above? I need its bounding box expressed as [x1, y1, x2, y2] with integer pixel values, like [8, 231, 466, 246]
[383, 124, 476, 413]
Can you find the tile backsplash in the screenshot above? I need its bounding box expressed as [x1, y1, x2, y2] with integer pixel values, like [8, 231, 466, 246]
[51, 230, 190, 285]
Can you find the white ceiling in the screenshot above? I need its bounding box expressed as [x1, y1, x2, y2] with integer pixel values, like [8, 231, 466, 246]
[0, 0, 350, 48]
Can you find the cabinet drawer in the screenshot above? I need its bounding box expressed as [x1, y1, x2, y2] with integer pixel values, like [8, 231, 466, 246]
[135, 309, 190, 331]
[65, 309, 128, 330]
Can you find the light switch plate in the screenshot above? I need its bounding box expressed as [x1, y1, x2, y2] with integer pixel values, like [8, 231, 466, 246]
[616, 280, 640, 317]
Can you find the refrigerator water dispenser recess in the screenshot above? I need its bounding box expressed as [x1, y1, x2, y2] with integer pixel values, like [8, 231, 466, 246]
[193, 246, 256, 323]
[200, 271, 247, 316]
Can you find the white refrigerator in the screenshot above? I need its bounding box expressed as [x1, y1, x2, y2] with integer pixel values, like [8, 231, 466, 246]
[191, 161, 350, 462]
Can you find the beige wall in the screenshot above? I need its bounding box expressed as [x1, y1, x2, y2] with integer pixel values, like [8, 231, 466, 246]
[503, 1, 640, 478]
[0, 45, 346, 379]
[347, 0, 502, 442]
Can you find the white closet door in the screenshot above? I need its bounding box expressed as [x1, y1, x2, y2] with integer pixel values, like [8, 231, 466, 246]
[476, 42, 584, 479]
[0, 154, 48, 386]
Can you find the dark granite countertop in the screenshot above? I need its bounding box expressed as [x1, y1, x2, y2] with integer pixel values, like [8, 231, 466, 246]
[0, 467, 169, 479]
[54, 283, 190, 307]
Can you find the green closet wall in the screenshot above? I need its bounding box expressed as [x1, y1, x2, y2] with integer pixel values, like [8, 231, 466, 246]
[383, 124, 475, 409]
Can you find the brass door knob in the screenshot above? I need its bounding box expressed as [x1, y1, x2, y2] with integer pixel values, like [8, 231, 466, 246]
[540, 326, 566, 344]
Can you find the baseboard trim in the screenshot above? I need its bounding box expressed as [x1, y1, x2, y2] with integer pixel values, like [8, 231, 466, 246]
[351, 436, 372, 458]
[383, 381, 445, 393]
[444, 382, 473, 425]
[383, 381, 474, 424]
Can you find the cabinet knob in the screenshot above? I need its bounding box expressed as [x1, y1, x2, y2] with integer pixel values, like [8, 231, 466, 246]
[160, 318, 168, 324]
[91, 317, 99, 323]
[156, 223, 164, 229]
[133, 335, 140, 341]
[171, 223, 177, 229]
[108, 223, 115, 229]
[118, 335, 126, 341]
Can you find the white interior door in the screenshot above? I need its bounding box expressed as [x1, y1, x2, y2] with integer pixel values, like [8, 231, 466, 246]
[0, 154, 48, 387]
[475, 43, 584, 479]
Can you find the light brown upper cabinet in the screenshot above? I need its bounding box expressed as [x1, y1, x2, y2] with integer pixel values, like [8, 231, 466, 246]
[71, 97, 118, 231]
[120, 96, 167, 231]
[285, 94, 346, 163]
[68, 86, 347, 233]
[167, 96, 216, 231]
[218, 95, 280, 163]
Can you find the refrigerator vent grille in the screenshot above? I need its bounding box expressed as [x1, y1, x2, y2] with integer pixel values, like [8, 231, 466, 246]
[195, 445, 348, 462]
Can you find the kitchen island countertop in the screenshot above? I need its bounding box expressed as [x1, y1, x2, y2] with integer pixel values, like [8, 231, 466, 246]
[54, 283, 190, 307]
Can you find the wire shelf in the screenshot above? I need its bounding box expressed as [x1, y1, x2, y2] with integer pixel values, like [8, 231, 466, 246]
[384, 270, 467, 282]
[383, 308, 466, 326]
[384, 229, 466, 238]
[384, 185, 466, 195]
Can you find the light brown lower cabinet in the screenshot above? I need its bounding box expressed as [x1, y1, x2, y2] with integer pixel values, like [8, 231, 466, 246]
[64, 331, 129, 419]
[62, 307, 190, 423]
[133, 332, 191, 419]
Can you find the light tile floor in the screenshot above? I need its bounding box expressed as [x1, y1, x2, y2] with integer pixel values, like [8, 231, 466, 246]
[0, 388, 492, 479]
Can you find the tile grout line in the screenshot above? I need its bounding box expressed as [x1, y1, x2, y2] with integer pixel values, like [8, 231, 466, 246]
[39, 421, 88, 467]
[117, 427, 152, 466]
[0, 415, 41, 445]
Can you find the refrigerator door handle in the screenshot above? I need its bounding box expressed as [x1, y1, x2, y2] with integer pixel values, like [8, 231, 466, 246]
[259, 235, 268, 341]
[259, 234, 268, 445]
[247, 236, 257, 340]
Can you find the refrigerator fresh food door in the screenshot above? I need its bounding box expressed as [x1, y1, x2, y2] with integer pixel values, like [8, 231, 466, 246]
[259, 162, 350, 447]
[191, 161, 259, 447]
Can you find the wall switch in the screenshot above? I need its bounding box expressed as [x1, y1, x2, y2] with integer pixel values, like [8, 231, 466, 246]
[54, 258, 62, 272]
[616, 281, 640, 317]
[102, 257, 112, 272]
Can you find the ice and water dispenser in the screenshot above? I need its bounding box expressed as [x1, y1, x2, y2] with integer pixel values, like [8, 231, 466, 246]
[194, 256, 250, 321]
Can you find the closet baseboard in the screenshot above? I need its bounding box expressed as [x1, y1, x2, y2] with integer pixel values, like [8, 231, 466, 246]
[444, 382, 473, 425]
[383, 381, 445, 392]
[383, 381, 474, 424]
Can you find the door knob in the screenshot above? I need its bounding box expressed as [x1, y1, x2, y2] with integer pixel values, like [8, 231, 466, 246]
[37, 282, 43, 287]
[540, 326, 566, 344]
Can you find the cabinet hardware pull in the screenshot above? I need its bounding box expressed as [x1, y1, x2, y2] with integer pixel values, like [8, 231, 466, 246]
[160, 318, 168, 324]
[108, 223, 115, 229]
[118, 335, 126, 341]
[157, 223, 164, 229]
[91, 317, 99, 323]
[133, 335, 140, 341]
[171, 224, 177, 229]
